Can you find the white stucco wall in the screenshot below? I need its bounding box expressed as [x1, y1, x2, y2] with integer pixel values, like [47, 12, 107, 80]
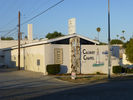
[24, 45, 45, 73]
[81, 45, 119, 74]
[4, 50, 12, 67]
[4, 45, 45, 73]
[14, 48, 24, 68]
[4, 48, 24, 68]
[4, 44, 120, 75]
[123, 53, 132, 65]
[0, 50, 4, 66]
[44, 44, 70, 74]
[4, 44, 70, 74]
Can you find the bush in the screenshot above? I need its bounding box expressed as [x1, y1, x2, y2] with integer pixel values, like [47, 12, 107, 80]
[125, 38, 133, 63]
[125, 68, 133, 73]
[113, 66, 133, 74]
[110, 39, 123, 45]
[46, 64, 60, 75]
[113, 66, 123, 74]
[96, 72, 101, 75]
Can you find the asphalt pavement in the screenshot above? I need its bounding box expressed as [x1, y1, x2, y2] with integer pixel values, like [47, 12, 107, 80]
[1, 68, 133, 100]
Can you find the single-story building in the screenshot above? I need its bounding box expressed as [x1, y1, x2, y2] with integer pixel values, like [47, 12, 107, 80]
[2, 33, 120, 75]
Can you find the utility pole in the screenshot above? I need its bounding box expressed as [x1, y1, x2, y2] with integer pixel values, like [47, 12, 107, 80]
[18, 11, 21, 70]
[108, 0, 111, 79]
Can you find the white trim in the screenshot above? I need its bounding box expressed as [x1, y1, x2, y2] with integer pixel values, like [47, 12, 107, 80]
[3, 34, 99, 50]
[76, 34, 99, 44]
[24, 34, 99, 47]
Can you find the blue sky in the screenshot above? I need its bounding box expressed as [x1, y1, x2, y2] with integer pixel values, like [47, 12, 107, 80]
[0, 0, 133, 42]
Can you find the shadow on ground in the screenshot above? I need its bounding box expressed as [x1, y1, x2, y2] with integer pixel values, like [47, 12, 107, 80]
[1, 68, 133, 100]
[1, 78, 133, 100]
[27, 78, 133, 100]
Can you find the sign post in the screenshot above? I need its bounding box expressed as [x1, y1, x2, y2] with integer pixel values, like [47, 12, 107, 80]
[108, 0, 111, 79]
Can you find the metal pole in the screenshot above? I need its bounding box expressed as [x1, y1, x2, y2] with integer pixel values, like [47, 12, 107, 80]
[98, 32, 99, 42]
[108, 0, 111, 79]
[18, 11, 21, 70]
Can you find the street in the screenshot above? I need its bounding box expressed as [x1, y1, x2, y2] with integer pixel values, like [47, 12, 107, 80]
[0, 68, 133, 100]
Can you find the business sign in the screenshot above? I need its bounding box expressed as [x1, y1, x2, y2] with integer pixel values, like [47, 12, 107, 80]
[82, 49, 95, 60]
[82, 48, 104, 67]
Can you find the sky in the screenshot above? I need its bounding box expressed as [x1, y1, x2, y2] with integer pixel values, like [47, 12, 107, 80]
[0, 0, 133, 42]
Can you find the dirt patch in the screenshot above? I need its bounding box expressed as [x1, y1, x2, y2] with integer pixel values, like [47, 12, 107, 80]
[56, 74, 133, 84]
[56, 75, 108, 84]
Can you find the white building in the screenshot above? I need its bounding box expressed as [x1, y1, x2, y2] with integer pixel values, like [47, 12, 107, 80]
[2, 33, 120, 75]
[0, 19, 120, 74]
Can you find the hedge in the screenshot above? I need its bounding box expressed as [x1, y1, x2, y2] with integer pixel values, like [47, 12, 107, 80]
[113, 66, 133, 74]
[113, 66, 123, 74]
[125, 68, 133, 73]
[46, 64, 60, 75]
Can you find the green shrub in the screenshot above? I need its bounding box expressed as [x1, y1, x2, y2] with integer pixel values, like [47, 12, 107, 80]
[125, 68, 133, 73]
[96, 72, 101, 75]
[122, 67, 126, 73]
[46, 64, 60, 75]
[113, 66, 123, 74]
[125, 38, 133, 63]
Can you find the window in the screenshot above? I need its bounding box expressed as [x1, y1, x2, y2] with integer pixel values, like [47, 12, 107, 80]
[54, 48, 63, 64]
[37, 59, 40, 66]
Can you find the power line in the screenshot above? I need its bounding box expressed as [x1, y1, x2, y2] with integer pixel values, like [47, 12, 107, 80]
[0, 17, 17, 29]
[28, 0, 51, 16]
[7, 31, 18, 39]
[1, 0, 64, 38]
[0, 30, 13, 32]
[2, 27, 17, 37]
[21, 0, 64, 26]
[21, 0, 51, 24]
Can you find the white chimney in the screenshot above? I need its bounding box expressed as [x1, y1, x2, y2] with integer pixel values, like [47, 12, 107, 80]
[28, 24, 33, 41]
[68, 18, 76, 35]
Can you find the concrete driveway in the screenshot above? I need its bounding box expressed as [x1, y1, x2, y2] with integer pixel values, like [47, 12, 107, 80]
[0, 68, 70, 89]
[0, 68, 74, 100]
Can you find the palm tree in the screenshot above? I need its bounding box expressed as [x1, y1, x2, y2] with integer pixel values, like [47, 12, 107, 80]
[116, 35, 119, 39]
[122, 30, 125, 34]
[122, 30, 125, 41]
[96, 27, 101, 42]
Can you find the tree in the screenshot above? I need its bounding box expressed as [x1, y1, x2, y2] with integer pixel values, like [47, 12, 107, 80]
[125, 38, 133, 63]
[120, 36, 125, 41]
[24, 36, 28, 39]
[39, 38, 44, 40]
[110, 39, 123, 45]
[99, 42, 107, 45]
[116, 35, 119, 39]
[96, 27, 101, 42]
[121, 30, 126, 41]
[45, 31, 64, 39]
[122, 30, 125, 34]
[123, 40, 129, 48]
[1, 36, 14, 40]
